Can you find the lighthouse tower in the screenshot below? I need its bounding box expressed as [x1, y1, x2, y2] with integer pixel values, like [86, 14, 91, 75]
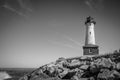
[83, 16, 99, 55]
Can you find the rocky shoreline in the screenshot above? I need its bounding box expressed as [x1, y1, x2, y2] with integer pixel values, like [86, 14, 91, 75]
[20, 51, 120, 80]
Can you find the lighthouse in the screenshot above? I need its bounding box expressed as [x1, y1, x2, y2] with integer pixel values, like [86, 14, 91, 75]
[83, 16, 99, 55]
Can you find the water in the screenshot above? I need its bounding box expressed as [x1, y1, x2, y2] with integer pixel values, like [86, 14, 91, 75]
[0, 68, 35, 80]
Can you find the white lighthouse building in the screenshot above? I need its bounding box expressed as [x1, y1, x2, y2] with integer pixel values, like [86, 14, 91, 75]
[83, 16, 99, 55]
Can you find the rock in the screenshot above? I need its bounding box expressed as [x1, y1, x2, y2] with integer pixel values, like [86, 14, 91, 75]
[97, 69, 120, 80]
[19, 52, 120, 80]
[67, 59, 81, 69]
[48, 67, 55, 75]
[58, 68, 69, 78]
[111, 70, 120, 78]
[30, 77, 60, 80]
[72, 76, 88, 80]
[42, 66, 47, 72]
[56, 57, 69, 68]
[112, 62, 116, 69]
[73, 69, 84, 80]
[19, 75, 28, 80]
[56, 57, 66, 62]
[80, 56, 88, 60]
[72, 76, 89, 80]
[47, 62, 56, 67]
[79, 65, 98, 78]
[61, 70, 76, 79]
[97, 69, 112, 80]
[116, 62, 120, 70]
[20, 73, 50, 80]
[44, 66, 58, 77]
[79, 65, 89, 70]
[70, 59, 81, 66]
[89, 65, 99, 74]
[78, 78, 89, 80]
[44, 62, 60, 77]
[72, 75, 79, 80]
[94, 58, 113, 68]
[89, 77, 95, 80]
[55, 62, 63, 68]
[57, 67, 63, 73]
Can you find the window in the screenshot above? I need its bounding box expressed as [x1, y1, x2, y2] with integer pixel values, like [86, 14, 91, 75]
[89, 48, 92, 53]
[90, 32, 91, 35]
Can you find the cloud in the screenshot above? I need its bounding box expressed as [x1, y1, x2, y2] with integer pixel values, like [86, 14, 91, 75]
[2, 0, 33, 18]
[63, 35, 81, 46]
[84, 0, 104, 11]
[17, 0, 33, 12]
[3, 4, 27, 17]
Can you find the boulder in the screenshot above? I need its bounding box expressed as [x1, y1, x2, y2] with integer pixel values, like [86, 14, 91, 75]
[57, 67, 63, 73]
[71, 59, 81, 65]
[19, 52, 120, 80]
[97, 69, 112, 80]
[67, 59, 81, 69]
[79, 65, 89, 70]
[58, 68, 69, 78]
[94, 58, 113, 68]
[56, 57, 66, 63]
[20, 73, 50, 80]
[72, 75, 89, 80]
[44, 66, 58, 77]
[72, 75, 79, 80]
[19, 75, 28, 80]
[73, 69, 84, 80]
[56, 58, 69, 68]
[89, 77, 95, 80]
[78, 78, 89, 80]
[72, 75, 88, 80]
[97, 69, 120, 80]
[116, 62, 120, 70]
[30, 77, 60, 80]
[111, 70, 120, 78]
[89, 65, 99, 74]
[61, 70, 76, 79]
[80, 56, 88, 60]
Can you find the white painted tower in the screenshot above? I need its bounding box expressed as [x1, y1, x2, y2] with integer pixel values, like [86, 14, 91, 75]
[85, 16, 96, 45]
[83, 16, 99, 55]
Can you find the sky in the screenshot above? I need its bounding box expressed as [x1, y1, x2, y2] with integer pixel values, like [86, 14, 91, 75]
[0, 0, 120, 68]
